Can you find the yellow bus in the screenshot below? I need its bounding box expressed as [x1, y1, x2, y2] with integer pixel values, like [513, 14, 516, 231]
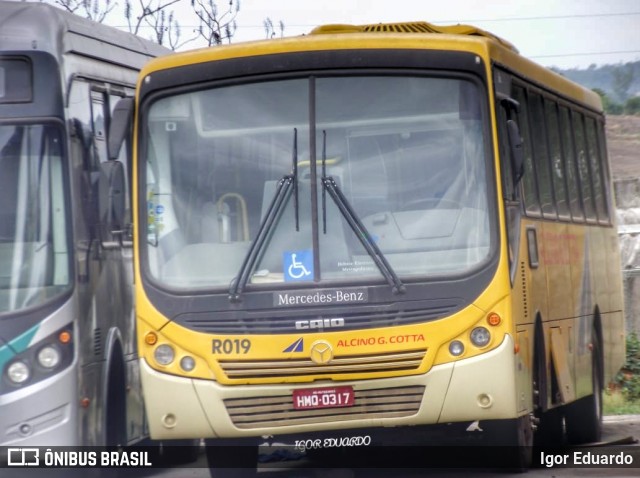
[111, 21, 625, 473]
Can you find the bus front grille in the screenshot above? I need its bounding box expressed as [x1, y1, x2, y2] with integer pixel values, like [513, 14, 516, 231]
[224, 385, 425, 429]
[178, 298, 463, 334]
[218, 349, 427, 379]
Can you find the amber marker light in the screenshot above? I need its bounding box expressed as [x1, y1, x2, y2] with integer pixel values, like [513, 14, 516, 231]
[58, 331, 71, 344]
[145, 332, 158, 345]
[487, 313, 501, 327]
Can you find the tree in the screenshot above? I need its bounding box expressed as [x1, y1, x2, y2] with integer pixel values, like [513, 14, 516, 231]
[191, 0, 240, 46]
[50, 0, 116, 23]
[122, 0, 193, 50]
[39, 0, 244, 51]
[41, 0, 185, 48]
[593, 88, 623, 115]
[625, 96, 640, 116]
[263, 17, 285, 39]
[612, 63, 635, 103]
[122, 0, 191, 49]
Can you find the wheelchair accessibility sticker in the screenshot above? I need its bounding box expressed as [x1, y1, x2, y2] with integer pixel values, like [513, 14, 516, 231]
[284, 250, 313, 282]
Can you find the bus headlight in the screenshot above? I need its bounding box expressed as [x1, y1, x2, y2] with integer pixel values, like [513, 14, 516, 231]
[180, 356, 196, 372]
[154, 344, 175, 365]
[470, 327, 491, 348]
[7, 361, 30, 384]
[449, 340, 465, 356]
[37, 345, 61, 369]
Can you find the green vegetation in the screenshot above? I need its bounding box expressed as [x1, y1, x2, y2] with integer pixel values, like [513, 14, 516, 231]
[553, 61, 640, 115]
[625, 96, 640, 115]
[605, 333, 640, 415]
[592, 88, 639, 116]
[604, 389, 640, 415]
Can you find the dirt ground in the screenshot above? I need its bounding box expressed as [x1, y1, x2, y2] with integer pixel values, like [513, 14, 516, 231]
[607, 115, 640, 180]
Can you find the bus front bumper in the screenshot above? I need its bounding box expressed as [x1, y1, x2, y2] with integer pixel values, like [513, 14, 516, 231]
[141, 335, 519, 439]
[0, 364, 77, 446]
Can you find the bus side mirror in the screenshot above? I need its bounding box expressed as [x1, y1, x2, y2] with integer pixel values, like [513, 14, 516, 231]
[506, 119, 524, 185]
[108, 97, 134, 161]
[99, 160, 126, 243]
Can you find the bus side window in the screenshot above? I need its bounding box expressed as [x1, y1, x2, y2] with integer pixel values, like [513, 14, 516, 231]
[585, 116, 608, 223]
[544, 99, 569, 220]
[595, 120, 612, 224]
[91, 89, 108, 163]
[528, 92, 556, 219]
[559, 106, 584, 222]
[68, 80, 100, 242]
[572, 111, 597, 222]
[512, 85, 540, 217]
[496, 104, 514, 200]
[109, 92, 132, 229]
[69, 81, 98, 173]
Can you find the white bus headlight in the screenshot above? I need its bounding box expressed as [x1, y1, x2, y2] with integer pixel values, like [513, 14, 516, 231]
[7, 361, 30, 384]
[37, 345, 61, 369]
[470, 327, 491, 348]
[180, 356, 196, 372]
[154, 344, 175, 365]
[449, 340, 465, 356]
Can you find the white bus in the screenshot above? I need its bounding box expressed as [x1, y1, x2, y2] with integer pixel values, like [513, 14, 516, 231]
[0, 1, 171, 449]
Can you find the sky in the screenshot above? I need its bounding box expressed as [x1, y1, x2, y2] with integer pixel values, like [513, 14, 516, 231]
[24, 0, 640, 70]
[226, 0, 640, 70]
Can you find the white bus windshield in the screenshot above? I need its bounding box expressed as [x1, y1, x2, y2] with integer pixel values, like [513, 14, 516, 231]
[143, 75, 492, 290]
[0, 124, 70, 312]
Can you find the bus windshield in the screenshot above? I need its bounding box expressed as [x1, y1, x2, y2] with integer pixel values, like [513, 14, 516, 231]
[0, 124, 70, 312]
[143, 75, 492, 290]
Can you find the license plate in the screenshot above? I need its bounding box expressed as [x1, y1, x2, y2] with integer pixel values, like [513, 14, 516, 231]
[292, 386, 355, 410]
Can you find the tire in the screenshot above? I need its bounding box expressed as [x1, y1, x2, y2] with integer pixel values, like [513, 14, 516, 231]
[105, 357, 126, 448]
[564, 337, 603, 444]
[509, 415, 534, 471]
[534, 407, 564, 447]
[205, 437, 258, 478]
[531, 327, 564, 448]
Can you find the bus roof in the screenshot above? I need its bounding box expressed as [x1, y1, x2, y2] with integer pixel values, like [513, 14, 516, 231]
[309, 21, 520, 54]
[310, 22, 601, 112]
[0, 1, 169, 70]
[139, 20, 601, 112]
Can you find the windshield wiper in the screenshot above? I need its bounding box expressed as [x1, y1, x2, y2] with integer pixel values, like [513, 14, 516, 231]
[228, 129, 299, 302]
[320, 131, 405, 295]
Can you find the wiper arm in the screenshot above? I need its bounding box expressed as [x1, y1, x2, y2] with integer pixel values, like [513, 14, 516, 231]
[320, 133, 405, 295]
[229, 129, 299, 302]
[322, 177, 406, 295]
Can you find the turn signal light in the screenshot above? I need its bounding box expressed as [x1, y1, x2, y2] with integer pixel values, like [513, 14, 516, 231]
[487, 313, 501, 326]
[58, 331, 72, 344]
[145, 332, 158, 345]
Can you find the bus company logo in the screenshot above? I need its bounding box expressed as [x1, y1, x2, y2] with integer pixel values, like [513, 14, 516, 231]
[283, 337, 304, 353]
[309, 340, 333, 365]
[7, 448, 39, 466]
[274, 288, 368, 307]
[295, 318, 345, 331]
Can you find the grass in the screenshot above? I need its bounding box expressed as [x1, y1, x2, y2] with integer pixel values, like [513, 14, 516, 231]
[603, 388, 640, 415]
